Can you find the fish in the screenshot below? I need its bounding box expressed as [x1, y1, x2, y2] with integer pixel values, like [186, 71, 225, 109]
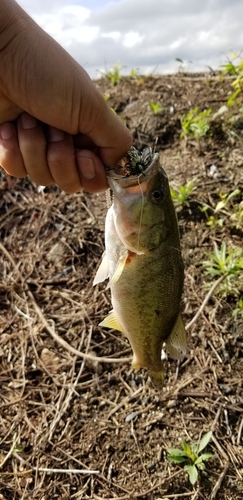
[93, 147, 187, 389]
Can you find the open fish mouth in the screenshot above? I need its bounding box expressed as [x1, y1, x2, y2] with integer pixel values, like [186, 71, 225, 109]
[106, 147, 165, 188]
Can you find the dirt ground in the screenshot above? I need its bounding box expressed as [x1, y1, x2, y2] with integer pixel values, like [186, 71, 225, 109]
[0, 72, 243, 500]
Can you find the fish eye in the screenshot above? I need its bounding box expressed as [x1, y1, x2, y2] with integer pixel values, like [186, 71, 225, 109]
[151, 188, 164, 202]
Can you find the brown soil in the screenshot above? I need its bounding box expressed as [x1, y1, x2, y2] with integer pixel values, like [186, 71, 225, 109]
[0, 73, 243, 500]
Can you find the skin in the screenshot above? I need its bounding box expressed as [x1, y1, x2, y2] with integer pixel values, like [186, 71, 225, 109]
[0, 0, 132, 193]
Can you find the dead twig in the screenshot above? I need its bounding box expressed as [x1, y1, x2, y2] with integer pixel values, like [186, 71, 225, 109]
[210, 462, 229, 500]
[237, 415, 243, 446]
[186, 274, 229, 331]
[29, 290, 131, 364]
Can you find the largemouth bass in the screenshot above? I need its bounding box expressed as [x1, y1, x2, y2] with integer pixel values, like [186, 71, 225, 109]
[94, 147, 187, 389]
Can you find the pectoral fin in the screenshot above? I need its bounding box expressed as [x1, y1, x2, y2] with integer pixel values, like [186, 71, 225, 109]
[93, 251, 109, 285]
[108, 249, 128, 286]
[99, 309, 123, 332]
[166, 313, 187, 360]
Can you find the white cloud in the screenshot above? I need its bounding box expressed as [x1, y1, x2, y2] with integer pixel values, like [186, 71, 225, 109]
[18, 0, 243, 78]
[170, 38, 187, 50]
[101, 31, 121, 41]
[30, 4, 100, 45]
[123, 31, 143, 48]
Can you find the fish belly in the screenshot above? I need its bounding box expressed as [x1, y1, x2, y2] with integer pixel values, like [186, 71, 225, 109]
[110, 246, 183, 373]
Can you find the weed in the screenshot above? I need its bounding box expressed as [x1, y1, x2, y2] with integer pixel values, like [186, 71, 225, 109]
[148, 101, 164, 115]
[130, 67, 140, 78]
[220, 53, 243, 106]
[233, 295, 243, 316]
[220, 53, 243, 76]
[104, 62, 122, 86]
[230, 199, 243, 230]
[0, 433, 23, 469]
[167, 431, 213, 485]
[170, 179, 197, 207]
[226, 88, 242, 107]
[202, 242, 243, 297]
[180, 107, 212, 140]
[201, 189, 243, 230]
[214, 189, 241, 213]
[109, 106, 126, 124]
[175, 57, 184, 72]
[175, 57, 193, 73]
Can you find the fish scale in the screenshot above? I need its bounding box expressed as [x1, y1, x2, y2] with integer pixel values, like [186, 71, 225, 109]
[94, 148, 187, 389]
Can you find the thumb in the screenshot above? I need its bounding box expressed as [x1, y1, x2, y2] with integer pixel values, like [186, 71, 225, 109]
[76, 84, 132, 167]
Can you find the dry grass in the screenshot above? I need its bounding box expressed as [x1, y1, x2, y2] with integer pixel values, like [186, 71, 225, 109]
[0, 73, 243, 499]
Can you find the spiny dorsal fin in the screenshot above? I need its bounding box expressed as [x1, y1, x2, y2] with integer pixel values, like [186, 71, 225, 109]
[166, 313, 187, 360]
[93, 251, 109, 286]
[99, 309, 123, 332]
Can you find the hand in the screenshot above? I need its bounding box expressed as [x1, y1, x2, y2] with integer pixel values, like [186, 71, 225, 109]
[0, 0, 132, 193]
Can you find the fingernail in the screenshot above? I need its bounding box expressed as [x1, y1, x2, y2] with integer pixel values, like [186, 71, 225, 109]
[79, 157, 95, 179]
[21, 113, 37, 129]
[49, 127, 65, 142]
[0, 123, 13, 140]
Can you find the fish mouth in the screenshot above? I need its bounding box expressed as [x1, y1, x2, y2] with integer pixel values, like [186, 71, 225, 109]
[106, 150, 164, 189]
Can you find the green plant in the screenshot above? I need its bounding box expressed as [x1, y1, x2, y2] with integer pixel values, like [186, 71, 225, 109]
[233, 295, 243, 316]
[226, 88, 242, 107]
[230, 199, 243, 229]
[130, 67, 140, 78]
[202, 242, 243, 297]
[170, 179, 197, 207]
[104, 62, 122, 86]
[201, 189, 243, 230]
[148, 101, 164, 115]
[0, 433, 24, 469]
[220, 53, 243, 106]
[220, 53, 243, 76]
[214, 189, 241, 212]
[167, 431, 213, 485]
[175, 57, 185, 72]
[180, 107, 212, 140]
[175, 57, 193, 73]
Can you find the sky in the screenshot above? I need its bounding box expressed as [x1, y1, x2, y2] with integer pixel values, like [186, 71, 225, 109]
[18, 0, 243, 80]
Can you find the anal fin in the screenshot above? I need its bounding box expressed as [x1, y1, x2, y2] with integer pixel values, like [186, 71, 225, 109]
[99, 309, 123, 332]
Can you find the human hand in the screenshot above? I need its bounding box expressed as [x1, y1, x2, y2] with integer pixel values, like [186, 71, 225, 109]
[0, 0, 132, 193]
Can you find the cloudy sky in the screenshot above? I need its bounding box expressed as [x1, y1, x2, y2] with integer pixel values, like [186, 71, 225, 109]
[18, 0, 243, 79]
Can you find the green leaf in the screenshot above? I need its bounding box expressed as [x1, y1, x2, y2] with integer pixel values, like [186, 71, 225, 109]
[13, 444, 24, 453]
[184, 464, 198, 485]
[167, 454, 187, 464]
[213, 105, 228, 119]
[181, 440, 193, 458]
[215, 200, 227, 212]
[198, 431, 212, 453]
[167, 448, 187, 456]
[196, 453, 214, 463]
[197, 462, 206, 471]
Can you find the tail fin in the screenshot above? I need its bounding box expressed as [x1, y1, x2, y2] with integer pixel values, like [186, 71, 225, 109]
[149, 368, 164, 390]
